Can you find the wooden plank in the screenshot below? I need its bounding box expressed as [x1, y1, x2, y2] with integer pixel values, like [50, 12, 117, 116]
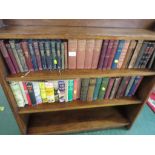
[6, 69, 155, 81]
[1, 26, 155, 40]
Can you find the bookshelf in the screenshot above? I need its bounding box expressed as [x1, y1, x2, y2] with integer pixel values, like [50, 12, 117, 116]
[0, 19, 155, 135]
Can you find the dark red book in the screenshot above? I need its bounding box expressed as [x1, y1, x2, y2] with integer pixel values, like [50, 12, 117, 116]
[107, 40, 119, 69]
[98, 40, 109, 69]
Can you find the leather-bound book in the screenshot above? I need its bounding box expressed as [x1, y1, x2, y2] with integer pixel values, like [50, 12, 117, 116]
[91, 40, 103, 69]
[77, 40, 86, 69]
[51, 40, 57, 70]
[61, 41, 65, 69]
[68, 40, 77, 69]
[121, 40, 137, 69]
[84, 40, 95, 69]
[93, 78, 102, 100]
[56, 40, 62, 69]
[80, 79, 90, 101]
[87, 78, 96, 101]
[64, 41, 68, 69]
[117, 40, 130, 68]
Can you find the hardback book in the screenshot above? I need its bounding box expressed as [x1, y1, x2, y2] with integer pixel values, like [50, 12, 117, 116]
[76, 78, 81, 99]
[68, 40, 77, 69]
[104, 78, 115, 99]
[68, 80, 74, 102]
[98, 40, 109, 69]
[58, 80, 65, 102]
[87, 78, 96, 101]
[84, 40, 95, 69]
[117, 40, 130, 68]
[33, 41, 42, 70]
[39, 82, 47, 102]
[102, 40, 114, 69]
[61, 42, 65, 69]
[51, 40, 57, 69]
[64, 80, 68, 102]
[107, 40, 119, 69]
[45, 41, 52, 70]
[10, 82, 26, 107]
[109, 77, 122, 99]
[32, 82, 42, 104]
[73, 79, 78, 100]
[16, 42, 28, 72]
[80, 79, 90, 101]
[121, 40, 137, 69]
[28, 40, 38, 71]
[77, 40, 86, 69]
[52, 80, 59, 102]
[56, 40, 62, 69]
[39, 41, 47, 70]
[93, 78, 102, 100]
[98, 77, 109, 99]
[64, 41, 68, 69]
[9, 40, 24, 72]
[26, 82, 36, 105]
[128, 40, 143, 68]
[112, 40, 125, 69]
[0, 40, 16, 74]
[45, 82, 55, 103]
[5, 43, 20, 73]
[147, 47, 155, 69]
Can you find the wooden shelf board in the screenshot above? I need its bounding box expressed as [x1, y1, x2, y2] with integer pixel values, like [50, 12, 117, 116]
[1, 26, 155, 40]
[6, 69, 155, 81]
[27, 107, 129, 134]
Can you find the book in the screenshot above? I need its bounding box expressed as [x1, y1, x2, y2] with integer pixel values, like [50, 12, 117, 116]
[61, 42, 65, 69]
[68, 80, 74, 102]
[111, 40, 125, 69]
[147, 47, 155, 69]
[98, 40, 109, 69]
[45, 82, 55, 103]
[56, 40, 62, 69]
[98, 77, 109, 99]
[33, 40, 42, 70]
[91, 40, 103, 69]
[50, 40, 57, 69]
[117, 40, 130, 68]
[10, 82, 26, 107]
[84, 40, 95, 69]
[68, 40, 77, 69]
[73, 79, 78, 100]
[77, 40, 86, 69]
[76, 78, 81, 99]
[102, 40, 114, 69]
[80, 79, 90, 101]
[45, 40, 52, 70]
[87, 78, 96, 101]
[0, 40, 16, 74]
[64, 41, 68, 69]
[32, 82, 42, 104]
[121, 40, 137, 69]
[128, 40, 143, 68]
[93, 78, 102, 100]
[39, 82, 47, 102]
[53, 80, 59, 102]
[58, 80, 65, 102]
[64, 80, 68, 102]
[107, 40, 119, 69]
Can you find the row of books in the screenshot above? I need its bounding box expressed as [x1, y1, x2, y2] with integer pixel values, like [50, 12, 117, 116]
[0, 39, 155, 74]
[10, 76, 143, 107]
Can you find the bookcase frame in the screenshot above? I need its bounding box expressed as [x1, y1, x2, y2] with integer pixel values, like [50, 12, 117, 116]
[0, 19, 155, 134]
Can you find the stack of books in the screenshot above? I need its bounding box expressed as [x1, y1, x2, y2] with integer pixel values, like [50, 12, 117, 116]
[10, 76, 143, 107]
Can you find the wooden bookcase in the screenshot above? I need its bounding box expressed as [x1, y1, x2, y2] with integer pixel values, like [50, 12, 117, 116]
[0, 19, 155, 134]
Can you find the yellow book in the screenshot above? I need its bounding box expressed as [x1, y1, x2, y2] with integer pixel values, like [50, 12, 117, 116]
[45, 82, 55, 103]
[39, 82, 47, 102]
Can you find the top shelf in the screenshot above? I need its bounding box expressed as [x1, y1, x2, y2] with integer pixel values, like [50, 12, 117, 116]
[0, 26, 155, 40]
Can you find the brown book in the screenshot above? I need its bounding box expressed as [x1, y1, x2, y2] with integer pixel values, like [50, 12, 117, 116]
[68, 40, 77, 69]
[87, 78, 96, 101]
[84, 40, 95, 69]
[121, 40, 137, 69]
[77, 40, 86, 69]
[64, 41, 68, 69]
[76, 78, 81, 99]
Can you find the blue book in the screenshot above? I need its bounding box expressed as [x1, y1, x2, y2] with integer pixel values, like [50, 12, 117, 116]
[56, 40, 62, 69]
[93, 78, 102, 100]
[51, 40, 57, 69]
[111, 40, 125, 69]
[28, 40, 38, 71]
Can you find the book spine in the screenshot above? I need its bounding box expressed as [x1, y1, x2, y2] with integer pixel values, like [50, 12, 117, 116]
[73, 79, 78, 100]
[5, 43, 20, 73]
[64, 41, 68, 69]
[58, 80, 65, 102]
[39, 82, 47, 102]
[61, 42, 65, 69]
[45, 41, 52, 70]
[87, 78, 96, 101]
[32, 82, 42, 104]
[147, 47, 155, 69]
[77, 40, 86, 69]
[51, 40, 57, 70]
[68, 80, 74, 101]
[84, 40, 95, 69]
[98, 40, 109, 69]
[68, 40, 77, 69]
[52, 80, 59, 102]
[117, 40, 130, 68]
[91, 40, 103, 69]
[93, 78, 102, 100]
[45, 82, 55, 103]
[76, 78, 81, 99]
[102, 40, 114, 69]
[65, 80, 68, 102]
[0, 41, 16, 74]
[56, 40, 62, 69]
[10, 82, 26, 107]
[80, 79, 90, 101]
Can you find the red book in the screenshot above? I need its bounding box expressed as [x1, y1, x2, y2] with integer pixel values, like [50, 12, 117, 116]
[73, 79, 78, 100]
[21, 41, 34, 71]
[76, 78, 81, 99]
[107, 40, 119, 69]
[0, 40, 16, 74]
[77, 40, 86, 69]
[68, 40, 77, 69]
[91, 40, 103, 69]
[105, 78, 115, 99]
[147, 91, 155, 112]
[84, 40, 95, 69]
[102, 40, 114, 70]
[64, 41, 68, 69]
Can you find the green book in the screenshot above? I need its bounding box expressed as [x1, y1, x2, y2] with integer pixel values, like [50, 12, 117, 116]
[98, 78, 109, 99]
[80, 79, 90, 101]
[93, 78, 102, 100]
[68, 80, 74, 101]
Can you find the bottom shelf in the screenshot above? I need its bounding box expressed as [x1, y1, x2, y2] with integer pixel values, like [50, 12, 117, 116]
[27, 107, 129, 134]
